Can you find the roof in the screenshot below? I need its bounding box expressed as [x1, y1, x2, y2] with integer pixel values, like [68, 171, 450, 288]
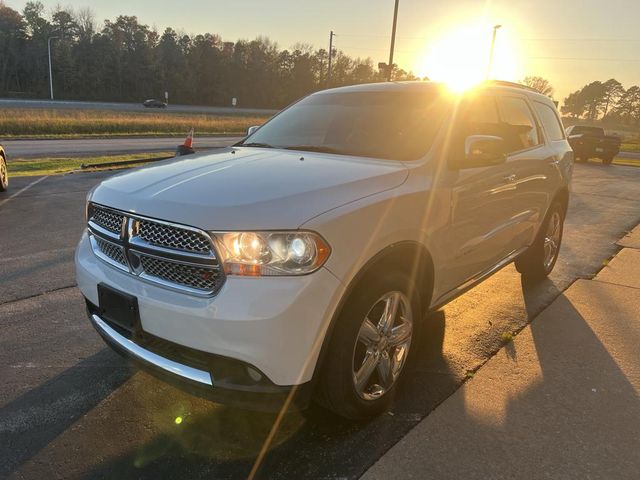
[315, 80, 552, 103]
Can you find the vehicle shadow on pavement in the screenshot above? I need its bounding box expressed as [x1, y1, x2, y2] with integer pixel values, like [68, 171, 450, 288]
[0, 349, 133, 479]
[72, 311, 451, 480]
[368, 277, 640, 478]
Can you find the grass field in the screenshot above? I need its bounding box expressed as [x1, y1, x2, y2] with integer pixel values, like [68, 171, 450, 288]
[0, 109, 270, 138]
[621, 143, 640, 153]
[8, 152, 173, 176]
[9, 151, 639, 178]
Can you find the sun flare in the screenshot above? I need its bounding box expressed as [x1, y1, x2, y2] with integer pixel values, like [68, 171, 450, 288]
[416, 22, 523, 92]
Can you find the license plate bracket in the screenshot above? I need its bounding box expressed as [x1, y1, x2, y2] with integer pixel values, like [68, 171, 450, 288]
[97, 283, 140, 332]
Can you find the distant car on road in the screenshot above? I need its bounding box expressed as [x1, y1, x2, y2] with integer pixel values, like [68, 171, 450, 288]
[0, 145, 8, 192]
[566, 125, 620, 165]
[142, 99, 167, 108]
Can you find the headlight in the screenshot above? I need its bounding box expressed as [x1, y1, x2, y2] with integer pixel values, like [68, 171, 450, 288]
[211, 231, 331, 276]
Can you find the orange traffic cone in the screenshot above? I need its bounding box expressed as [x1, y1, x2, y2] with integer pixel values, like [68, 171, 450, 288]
[176, 128, 195, 156]
[183, 128, 194, 148]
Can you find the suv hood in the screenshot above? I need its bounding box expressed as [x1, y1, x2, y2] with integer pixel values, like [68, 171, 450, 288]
[90, 147, 409, 230]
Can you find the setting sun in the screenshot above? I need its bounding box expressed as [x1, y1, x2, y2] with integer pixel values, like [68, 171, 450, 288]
[416, 22, 523, 92]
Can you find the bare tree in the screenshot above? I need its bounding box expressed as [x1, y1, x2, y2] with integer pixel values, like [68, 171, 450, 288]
[522, 76, 554, 97]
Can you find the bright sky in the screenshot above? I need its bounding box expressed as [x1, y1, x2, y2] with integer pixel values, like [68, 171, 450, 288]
[9, 0, 640, 101]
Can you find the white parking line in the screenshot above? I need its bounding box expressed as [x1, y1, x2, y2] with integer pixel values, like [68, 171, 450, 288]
[0, 176, 49, 207]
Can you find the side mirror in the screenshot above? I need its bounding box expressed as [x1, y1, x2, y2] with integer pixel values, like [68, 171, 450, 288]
[247, 125, 260, 136]
[460, 135, 507, 168]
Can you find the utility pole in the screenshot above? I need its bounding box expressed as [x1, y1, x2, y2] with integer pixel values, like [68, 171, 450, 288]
[485, 24, 501, 80]
[48, 36, 59, 100]
[387, 0, 400, 81]
[327, 30, 335, 86]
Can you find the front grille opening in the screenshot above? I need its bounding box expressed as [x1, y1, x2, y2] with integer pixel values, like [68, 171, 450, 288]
[138, 220, 211, 254]
[95, 236, 127, 266]
[87, 203, 224, 295]
[91, 205, 124, 234]
[140, 255, 220, 292]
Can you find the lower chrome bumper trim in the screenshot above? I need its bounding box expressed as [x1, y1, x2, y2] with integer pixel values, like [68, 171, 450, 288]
[90, 314, 213, 386]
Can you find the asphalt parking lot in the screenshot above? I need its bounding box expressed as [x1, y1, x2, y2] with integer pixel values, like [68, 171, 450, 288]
[1, 162, 640, 479]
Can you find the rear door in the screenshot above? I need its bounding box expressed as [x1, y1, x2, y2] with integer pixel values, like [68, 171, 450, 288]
[495, 95, 551, 249]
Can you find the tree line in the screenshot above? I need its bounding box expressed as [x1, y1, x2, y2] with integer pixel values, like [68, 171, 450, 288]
[0, 1, 418, 108]
[1, 1, 638, 122]
[560, 79, 640, 125]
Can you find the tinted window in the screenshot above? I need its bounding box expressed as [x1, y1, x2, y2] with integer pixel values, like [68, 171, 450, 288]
[450, 95, 502, 161]
[570, 126, 604, 136]
[461, 95, 500, 135]
[534, 102, 565, 141]
[497, 97, 540, 152]
[241, 90, 448, 161]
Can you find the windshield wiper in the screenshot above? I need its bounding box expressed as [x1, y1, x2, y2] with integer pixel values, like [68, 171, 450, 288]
[239, 142, 275, 148]
[283, 145, 343, 154]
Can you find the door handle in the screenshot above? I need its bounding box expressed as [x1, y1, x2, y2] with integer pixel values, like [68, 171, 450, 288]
[503, 174, 517, 183]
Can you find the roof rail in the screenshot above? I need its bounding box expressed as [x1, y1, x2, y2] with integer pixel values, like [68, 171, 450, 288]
[483, 80, 539, 93]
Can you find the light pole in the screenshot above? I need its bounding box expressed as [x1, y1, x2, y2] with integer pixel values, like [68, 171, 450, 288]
[327, 30, 335, 86]
[387, 0, 400, 81]
[485, 24, 501, 80]
[48, 36, 59, 100]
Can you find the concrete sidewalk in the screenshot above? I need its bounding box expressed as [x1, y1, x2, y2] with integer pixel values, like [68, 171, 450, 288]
[364, 224, 640, 480]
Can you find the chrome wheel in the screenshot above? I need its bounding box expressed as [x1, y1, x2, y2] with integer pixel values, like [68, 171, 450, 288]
[543, 211, 562, 271]
[0, 159, 7, 187]
[351, 291, 413, 401]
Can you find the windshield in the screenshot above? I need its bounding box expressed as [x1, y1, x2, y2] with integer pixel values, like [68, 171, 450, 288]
[239, 89, 448, 161]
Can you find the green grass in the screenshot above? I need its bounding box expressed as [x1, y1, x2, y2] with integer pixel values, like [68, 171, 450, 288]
[620, 143, 640, 153]
[613, 157, 640, 167]
[0, 108, 269, 137]
[8, 152, 173, 177]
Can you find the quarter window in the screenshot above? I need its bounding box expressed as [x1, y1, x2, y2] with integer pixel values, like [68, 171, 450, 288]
[533, 102, 565, 141]
[497, 97, 541, 153]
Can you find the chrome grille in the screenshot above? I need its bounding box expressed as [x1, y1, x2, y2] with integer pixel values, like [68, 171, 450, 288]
[94, 237, 127, 266]
[140, 255, 219, 291]
[138, 220, 211, 254]
[91, 205, 124, 234]
[87, 203, 223, 296]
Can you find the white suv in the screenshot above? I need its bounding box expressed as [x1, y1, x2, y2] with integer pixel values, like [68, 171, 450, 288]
[76, 81, 572, 419]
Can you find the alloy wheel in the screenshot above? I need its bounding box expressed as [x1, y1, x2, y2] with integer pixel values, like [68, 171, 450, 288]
[351, 291, 413, 401]
[543, 211, 562, 271]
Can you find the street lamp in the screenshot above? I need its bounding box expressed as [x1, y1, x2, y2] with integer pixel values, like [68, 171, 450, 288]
[485, 24, 501, 80]
[48, 36, 60, 100]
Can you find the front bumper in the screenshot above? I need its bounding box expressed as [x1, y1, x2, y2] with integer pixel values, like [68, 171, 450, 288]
[87, 308, 313, 411]
[76, 231, 344, 388]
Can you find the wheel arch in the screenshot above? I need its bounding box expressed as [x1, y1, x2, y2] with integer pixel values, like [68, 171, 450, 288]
[311, 241, 434, 383]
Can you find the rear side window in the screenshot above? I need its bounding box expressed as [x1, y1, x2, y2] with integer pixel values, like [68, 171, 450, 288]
[533, 102, 565, 141]
[496, 96, 541, 153]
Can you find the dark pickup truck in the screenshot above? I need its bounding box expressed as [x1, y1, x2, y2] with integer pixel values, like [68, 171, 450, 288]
[566, 125, 620, 165]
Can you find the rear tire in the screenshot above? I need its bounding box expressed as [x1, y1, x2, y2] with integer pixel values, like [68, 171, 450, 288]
[0, 156, 8, 192]
[602, 155, 614, 165]
[315, 271, 422, 420]
[515, 201, 565, 281]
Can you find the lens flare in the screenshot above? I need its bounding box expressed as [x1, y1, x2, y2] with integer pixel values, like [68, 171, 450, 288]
[416, 22, 523, 92]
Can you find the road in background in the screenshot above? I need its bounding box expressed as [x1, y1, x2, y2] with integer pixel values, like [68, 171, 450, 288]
[4, 136, 243, 159]
[0, 98, 277, 116]
[1, 163, 640, 479]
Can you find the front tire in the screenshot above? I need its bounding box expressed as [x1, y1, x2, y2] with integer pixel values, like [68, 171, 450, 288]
[515, 201, 565, 281]
[602, 155, 614, 165]
[0, 156, 8, 192]
[315, 272, 421, 420]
